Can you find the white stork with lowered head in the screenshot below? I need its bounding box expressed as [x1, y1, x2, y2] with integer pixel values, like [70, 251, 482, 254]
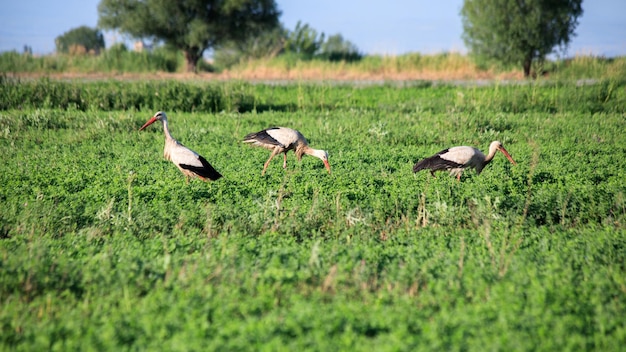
[139, 111, 222, 183]
[413, 141, 517, 181]
[243, 127, 331, 175]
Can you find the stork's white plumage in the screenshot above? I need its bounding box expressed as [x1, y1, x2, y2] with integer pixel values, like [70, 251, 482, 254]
[413, 141, 516, 181]
[243, 127, 331, 175]
[139, 111, 222, 183]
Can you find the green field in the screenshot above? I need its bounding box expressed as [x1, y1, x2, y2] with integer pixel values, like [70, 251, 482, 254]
[1, 78, 625, 350]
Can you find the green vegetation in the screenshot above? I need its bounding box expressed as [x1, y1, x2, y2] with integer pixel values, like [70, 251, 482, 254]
[1, 78, 625, 350]
[0, 47, 188, 74]
[55, 26, 105, 55]
[281, 21, 362, 63]
[98, 0, 281, 72]
[461, 0, 583, 77]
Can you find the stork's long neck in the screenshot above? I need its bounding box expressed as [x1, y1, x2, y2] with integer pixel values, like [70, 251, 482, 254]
[300, 145, 319, 160]
[484, 145, 498, 165]
[160, 117, 176, 161]
[161, 117, 174, 142]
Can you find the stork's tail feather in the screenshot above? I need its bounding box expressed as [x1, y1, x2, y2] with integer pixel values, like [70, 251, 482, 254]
[242, 132, 260, 142]
[198, 156, 223, 180]
[413, 160, 424, 173]
[413, 158, 437, 173]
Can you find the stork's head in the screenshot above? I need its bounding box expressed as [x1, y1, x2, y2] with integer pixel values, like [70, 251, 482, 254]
[491, 141, 517, 165]
[311, 149, 331, 174]
[139, 111, 167, 130]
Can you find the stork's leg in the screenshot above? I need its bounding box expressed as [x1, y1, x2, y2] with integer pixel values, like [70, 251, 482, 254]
[262, 149, 280, 175]
[282, 153, 288, 169]
[456, 173, 461, 182]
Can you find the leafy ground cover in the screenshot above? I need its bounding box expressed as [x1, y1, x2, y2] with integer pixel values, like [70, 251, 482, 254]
[1, 79, 625, 350]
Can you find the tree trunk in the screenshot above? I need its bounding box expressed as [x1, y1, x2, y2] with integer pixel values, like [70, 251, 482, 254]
[184, 50, 200, 73]
[522, 54, 532, 78]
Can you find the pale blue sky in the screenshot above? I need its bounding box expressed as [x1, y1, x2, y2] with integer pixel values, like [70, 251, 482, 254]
[1, 0, 624, 57]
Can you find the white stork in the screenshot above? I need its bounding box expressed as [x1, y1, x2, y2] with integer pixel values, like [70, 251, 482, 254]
[139, 111, 222, 183]
[243, 127, 331, 175]
[413, 141, 516, 181]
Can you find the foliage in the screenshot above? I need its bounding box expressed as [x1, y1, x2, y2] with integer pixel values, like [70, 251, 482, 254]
[1, 80, 626, 349]
[461, 0, 583, 77]
[318, 34, 363, 62]
[212, 27, 287, 69]
[2, 77, 625, 114]
[213, 22, 362, 69]
[284, 21, 326, 60]
[0, 47, 189, 73]
[0, 78, 255, 112]
[548, 55, 626, 81]
[54, 26, 105, 55]
[98, 0, 281, 72]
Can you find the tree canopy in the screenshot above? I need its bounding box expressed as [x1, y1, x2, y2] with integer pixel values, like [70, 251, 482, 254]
[55, 26, 105, 55]
[284, 21, 325, 60]
[461, 0, 583, 77]
[282, 22, 362, 62]
[318, 34, 362, 62]
[98, 0, 281, 72]
[211, 21, 362, 69]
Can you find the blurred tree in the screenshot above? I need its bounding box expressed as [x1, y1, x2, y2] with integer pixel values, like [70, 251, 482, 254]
[55, 26, 105, 55]
[213, 27, 287, 68]
[213, 21, 362, 68]
[319, 34, 362, 62]
[284, 21, 325, 60]
[98, 0, 281, 72]
[461, 0, 583, 77]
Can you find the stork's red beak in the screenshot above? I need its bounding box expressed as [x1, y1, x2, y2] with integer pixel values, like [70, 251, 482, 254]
[323, 160, 331, 174]
[499, 146, 517, 165]
[139, 116, 158, 131]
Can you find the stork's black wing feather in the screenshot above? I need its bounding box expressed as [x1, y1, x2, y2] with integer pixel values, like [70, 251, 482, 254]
[243, 128, 285, 148]
[413, 149, 464, 173]
[180, 155, 222, 180]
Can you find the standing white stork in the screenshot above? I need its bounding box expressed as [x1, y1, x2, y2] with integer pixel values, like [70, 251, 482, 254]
[413, 141, 516, 181]
[139, 111, 222, 183]
[243, 127, 331, 175]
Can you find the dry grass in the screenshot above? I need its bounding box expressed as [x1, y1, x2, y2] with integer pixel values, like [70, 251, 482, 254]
[7, 54, 525, 82]
[220, 55, 524, 81]
[220, 66, 523, 81]
[7, 69, 522, 82]
[4, 52, 623, 82]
